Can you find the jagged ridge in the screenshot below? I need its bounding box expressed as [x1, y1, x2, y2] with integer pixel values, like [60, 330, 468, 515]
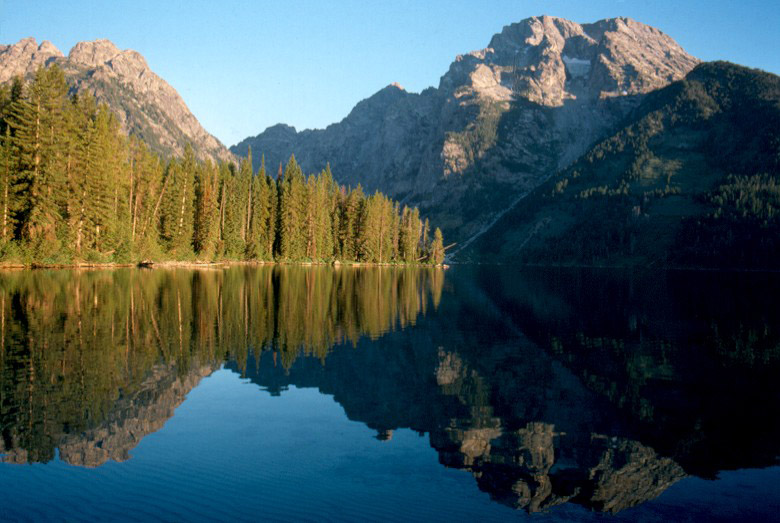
[232, 16, 698, 245]
[0, 37, 233, 163]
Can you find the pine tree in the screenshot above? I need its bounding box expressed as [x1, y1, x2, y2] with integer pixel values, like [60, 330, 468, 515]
[0, 70, 443, 265]
[86, 105, 126, 253]
[158, 146, 195, 257]
[0, 128, 15, 243]
[390, 201, 400, 261]
[222, 163, 244, 258]
[194, 159, 220, 258]
[314, 167, 335, 260]
[339, 185, 364, 261]
[330, 180, 343, 260]
[68, 90, 97, 253]
[264, 170, 278, 259]
[238, 149, 252, 245]
[9, 65, 69, 253]
[246, 160, 267, 259]
[132, 139, 165, 258]
[304, 173, 317, 259]
[279, 155, 306, 260]
[421, 218, 430, 260]
[359, 192, 393, 263]
[399, 206, 421, 263]
[429, 227, 445, 265]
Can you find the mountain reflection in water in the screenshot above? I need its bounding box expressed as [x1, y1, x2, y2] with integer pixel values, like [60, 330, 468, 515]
[0, 265, 778, 517]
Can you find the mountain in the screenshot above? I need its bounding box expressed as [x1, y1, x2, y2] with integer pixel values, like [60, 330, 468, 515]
[232, 16, 698, 245]
[0, 363, 216, 468]
[463, 62, 780, 268]
[0, 37, 233, 163]
[56, 364, 215, 468]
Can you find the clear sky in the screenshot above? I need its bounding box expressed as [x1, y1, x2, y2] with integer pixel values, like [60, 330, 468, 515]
[2, 0, 778, 147]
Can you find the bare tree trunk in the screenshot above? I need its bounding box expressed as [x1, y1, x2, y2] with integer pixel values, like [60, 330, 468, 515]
[128, 143, 135, 239]
[244, 177, 252, 242]
[178, 175, 188, 237]
[2, 164, 9, 241]
[146, 173, 169, 238]
[219, 184, 226, 241]
[76, 188, 86, 252]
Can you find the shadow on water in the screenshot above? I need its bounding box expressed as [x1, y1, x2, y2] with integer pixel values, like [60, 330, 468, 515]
[0, 264, 778, 516]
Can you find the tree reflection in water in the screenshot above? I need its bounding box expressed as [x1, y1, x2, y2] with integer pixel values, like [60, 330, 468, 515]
[1, 265, 778, 516]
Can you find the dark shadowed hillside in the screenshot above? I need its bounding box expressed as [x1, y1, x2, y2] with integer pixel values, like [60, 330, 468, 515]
[464, 62, 780, 268]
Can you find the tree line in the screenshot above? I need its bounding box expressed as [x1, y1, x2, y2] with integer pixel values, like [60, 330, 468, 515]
[0, 65, 445, 265]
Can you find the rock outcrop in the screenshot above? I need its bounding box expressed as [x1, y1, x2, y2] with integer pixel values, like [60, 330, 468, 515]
[233, 16, 698, 246]
[0, 38, 233, 163]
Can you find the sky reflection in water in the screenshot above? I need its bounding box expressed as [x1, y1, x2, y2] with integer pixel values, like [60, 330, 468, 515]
[0, 265, 778, 521]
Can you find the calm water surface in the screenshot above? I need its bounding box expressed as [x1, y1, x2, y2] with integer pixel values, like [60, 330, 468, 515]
[0, 265, 778, 521]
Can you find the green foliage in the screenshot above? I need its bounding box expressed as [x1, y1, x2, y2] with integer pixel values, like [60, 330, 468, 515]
[429, 227, 445, 265]
[0, 73, 443, 266]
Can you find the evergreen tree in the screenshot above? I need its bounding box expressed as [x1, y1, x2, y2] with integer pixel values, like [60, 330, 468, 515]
[390, 201, 400, 261]
[194, 159, 220, 258]
[246, 158, 268, 259]
[359, 192, 393, 263]
[9, 65, 69, 253]
[264, 169, 278, 259]
[279, 155, 306, 260]
[68, 90, 97, 253]
[222, 163, 244, 258]
[86, 104, 125, 253]
[238, 149, 252, 244]
[158, 146, 195, 257]
[314, 166, 335, 260]
[399, 206, 421, 263]
[0, 128, 15, 243]
[0, 70, 444, 265]
[339, 185, 364, 261]
[131, 138, 165, 258]
[429, 227, 445, 265]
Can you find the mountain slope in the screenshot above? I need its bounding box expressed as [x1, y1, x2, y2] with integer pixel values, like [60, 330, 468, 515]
[463, 62, 780, 268]
[233, 16, 698, 244]
[0, 37, 233, 163]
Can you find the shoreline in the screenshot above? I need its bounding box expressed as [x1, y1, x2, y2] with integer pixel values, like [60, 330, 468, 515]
[0, 260, 449, 270]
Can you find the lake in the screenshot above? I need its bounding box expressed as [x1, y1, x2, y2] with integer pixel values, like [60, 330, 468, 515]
[0, 265, 778, 521]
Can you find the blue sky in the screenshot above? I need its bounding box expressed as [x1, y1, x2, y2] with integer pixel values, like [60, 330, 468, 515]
[2, 0, 778, 147]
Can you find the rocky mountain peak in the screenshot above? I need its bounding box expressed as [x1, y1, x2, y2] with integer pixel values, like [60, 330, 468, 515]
[68, 38, 121, 66]
[233, 15, 701, 246]
[37, 39, 63, 56]
[0, 37, 64, 83]
[0, 36, 232, 163]
[443, 15, 698, 107]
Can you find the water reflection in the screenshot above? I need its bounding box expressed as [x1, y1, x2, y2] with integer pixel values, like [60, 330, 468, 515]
[0, 266, 443, 467]
[0, 265, 778, 517]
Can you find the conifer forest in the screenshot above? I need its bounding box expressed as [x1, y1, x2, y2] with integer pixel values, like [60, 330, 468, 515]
[0, 65, 445, 266]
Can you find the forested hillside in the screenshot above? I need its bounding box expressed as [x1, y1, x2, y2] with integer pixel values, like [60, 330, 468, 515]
[0, 66, 444, 266]
[465, 62, 780, 269]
